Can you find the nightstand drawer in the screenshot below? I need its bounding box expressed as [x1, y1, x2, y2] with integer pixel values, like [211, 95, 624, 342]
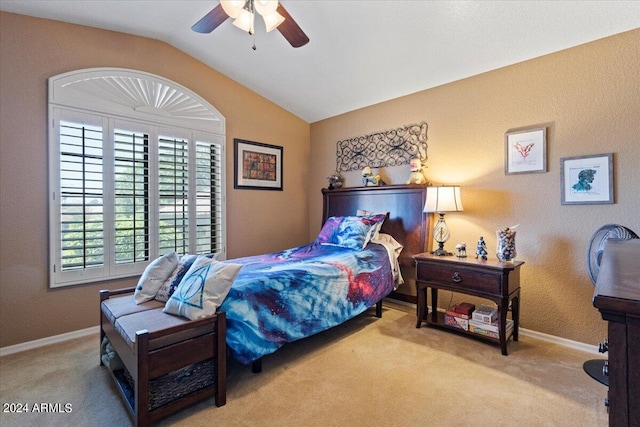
[417, 263, 502, 294]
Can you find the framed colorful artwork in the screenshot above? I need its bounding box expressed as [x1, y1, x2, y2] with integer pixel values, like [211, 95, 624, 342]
[561, 153, 613, 205]
[505, 127, 547, 174]
[234, 139, 283, 190]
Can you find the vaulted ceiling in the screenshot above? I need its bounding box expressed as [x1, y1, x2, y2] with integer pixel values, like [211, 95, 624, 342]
[2, 1, 639, 123]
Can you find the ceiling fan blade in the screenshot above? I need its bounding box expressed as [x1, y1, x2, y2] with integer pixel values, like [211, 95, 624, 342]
[192, 4, 229, 34]
[276, 4, 310, 48]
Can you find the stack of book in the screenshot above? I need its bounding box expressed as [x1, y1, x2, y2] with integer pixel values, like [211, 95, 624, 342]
[471, 305, 498, 324]
[469, 319, 514, 339]
[444, 303, 475, 331]
[468, 305, 513, 339]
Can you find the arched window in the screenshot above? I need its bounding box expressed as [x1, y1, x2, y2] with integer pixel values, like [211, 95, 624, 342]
[48, 68, 226, 287]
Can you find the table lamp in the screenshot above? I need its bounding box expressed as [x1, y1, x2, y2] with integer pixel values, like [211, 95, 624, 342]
[423, 185, 463, 256]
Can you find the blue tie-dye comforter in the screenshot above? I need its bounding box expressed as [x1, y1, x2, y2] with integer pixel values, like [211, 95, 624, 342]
[220, 242, 394, 364]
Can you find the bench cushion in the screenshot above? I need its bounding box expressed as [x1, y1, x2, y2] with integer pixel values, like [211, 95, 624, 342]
[101, 295, 164, 326]
[114, 308, 189, 349]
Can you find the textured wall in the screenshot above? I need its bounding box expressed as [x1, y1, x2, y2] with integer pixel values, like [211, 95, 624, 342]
[309, 29, 640, 345]
[1, 12, 638, 349]
[0, 12, 310, 347]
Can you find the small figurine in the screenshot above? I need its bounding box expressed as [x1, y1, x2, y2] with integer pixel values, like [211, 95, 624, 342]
[326, 172, 344, 190]
[475, 236, 488, 260]
[362, 166, 386, 187]
[406, 157, 427, 185]
[455, 242, 467, 258]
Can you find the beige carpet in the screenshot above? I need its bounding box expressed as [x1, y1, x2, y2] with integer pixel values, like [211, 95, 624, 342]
[0, 302, 607, 427]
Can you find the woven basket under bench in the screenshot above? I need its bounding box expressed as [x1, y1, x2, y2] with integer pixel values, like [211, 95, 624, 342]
[100, 287, 227, 427]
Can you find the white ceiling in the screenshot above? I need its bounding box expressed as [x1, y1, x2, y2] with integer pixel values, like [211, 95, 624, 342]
[2, 1, 639, 123]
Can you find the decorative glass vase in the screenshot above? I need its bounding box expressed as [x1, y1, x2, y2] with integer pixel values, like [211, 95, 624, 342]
[496, 227, 516, 261]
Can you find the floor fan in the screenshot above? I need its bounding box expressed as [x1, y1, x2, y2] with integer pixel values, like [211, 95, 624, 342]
[583, 224, 639, 386]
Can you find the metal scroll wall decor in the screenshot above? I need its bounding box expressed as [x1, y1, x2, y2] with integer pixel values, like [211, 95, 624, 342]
[336, 121, 428, 172]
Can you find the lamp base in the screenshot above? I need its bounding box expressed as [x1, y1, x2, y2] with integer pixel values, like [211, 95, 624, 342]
[431, 241, 453, 256]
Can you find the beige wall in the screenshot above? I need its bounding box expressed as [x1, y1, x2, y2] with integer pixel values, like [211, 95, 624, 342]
[1, 11, 638, 350]
[309, 29, 640, 346]
[0, 12, 310, 348]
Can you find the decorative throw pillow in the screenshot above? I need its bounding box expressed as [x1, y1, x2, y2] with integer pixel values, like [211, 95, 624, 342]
[315, 215, 386, 249]
[163, 256, 242, 320]
[156, 253, 219, 302]
[133, 252, 179, 304]
[356, 209, 389, 240]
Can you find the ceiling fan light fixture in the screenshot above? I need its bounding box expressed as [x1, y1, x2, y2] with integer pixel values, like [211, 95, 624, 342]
[254, 0, 279, 16]
[220, 0, 245, 19]
[262, 11, 285, 32]
[233, 8, 255, 34]
[191, 0, 309, 48]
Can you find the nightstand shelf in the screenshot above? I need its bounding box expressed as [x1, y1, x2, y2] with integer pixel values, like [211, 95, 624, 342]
[414, 253, 524, 355]
[426, 310, 512, 346]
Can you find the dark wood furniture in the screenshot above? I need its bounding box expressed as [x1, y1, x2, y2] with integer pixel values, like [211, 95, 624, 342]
[322, 184, 429, 302]
[414, 253, 523, 355]
[592, 239, 640, 426]
[100, 287, 226, 427]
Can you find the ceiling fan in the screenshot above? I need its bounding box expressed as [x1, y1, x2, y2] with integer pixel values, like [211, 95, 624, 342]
[192, 0, 310, 48]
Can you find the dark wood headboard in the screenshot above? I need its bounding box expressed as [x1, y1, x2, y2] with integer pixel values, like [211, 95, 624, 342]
[321, 184, 429, 267]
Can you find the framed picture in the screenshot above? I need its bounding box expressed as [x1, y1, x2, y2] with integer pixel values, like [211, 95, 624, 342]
[505, 127, 547, 174]
[560, 153, 613, 205]
[234, 139, 283, 190]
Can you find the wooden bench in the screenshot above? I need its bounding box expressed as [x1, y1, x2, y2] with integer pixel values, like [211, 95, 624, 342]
[100, 287, 226, 426]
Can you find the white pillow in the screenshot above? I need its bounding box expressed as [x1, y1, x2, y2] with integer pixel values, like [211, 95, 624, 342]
[371, 233, 405, 286]
[163, 256, 243, 320]
[134, 252, 179, 304]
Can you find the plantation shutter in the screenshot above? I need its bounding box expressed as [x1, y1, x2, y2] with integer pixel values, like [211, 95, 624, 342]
[58, 119, 105, 272]
[49, 69, 227, 287]
[158, 135, 190, 255]
[195, 139, 224, 254]
[113, 127, 150, 265]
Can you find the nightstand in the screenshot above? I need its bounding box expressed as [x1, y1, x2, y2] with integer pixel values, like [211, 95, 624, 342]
[414, 253, 524, 355]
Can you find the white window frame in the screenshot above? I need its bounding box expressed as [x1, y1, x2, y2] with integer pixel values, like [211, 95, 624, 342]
[48, 68, 226, 288]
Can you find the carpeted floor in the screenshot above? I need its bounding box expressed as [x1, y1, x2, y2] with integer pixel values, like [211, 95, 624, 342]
[0, 302, 607, 427]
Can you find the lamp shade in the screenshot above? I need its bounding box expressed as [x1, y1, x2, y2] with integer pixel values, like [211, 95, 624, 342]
[220, 0, 245, 19]
[262, 11, 285, 32]
[233, 8, 255, 33]
[255, 0, 279, 16]
[423, 186, 463, 213]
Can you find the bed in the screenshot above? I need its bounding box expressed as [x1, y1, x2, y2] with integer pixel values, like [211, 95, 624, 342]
[221, 184, 428, 372]
[98, 184, 428, 424]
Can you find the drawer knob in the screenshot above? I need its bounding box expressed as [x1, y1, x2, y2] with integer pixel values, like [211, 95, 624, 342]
[452, 272, 462, 283]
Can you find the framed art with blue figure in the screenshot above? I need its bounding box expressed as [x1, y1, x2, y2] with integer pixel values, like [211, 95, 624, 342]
[560, 153, 613, 205]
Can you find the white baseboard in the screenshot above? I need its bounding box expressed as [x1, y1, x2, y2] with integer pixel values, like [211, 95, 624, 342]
[0, 305, 602, 357]
[519, 327, 600, 355]
[0, 326, 99, 357]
